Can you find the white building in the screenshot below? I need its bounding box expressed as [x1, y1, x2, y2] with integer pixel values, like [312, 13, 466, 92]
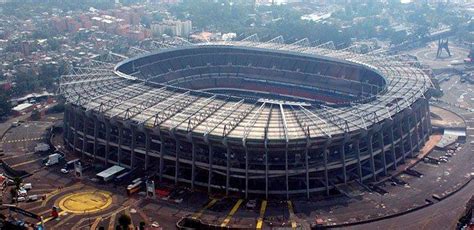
[151, 20, 192, 37]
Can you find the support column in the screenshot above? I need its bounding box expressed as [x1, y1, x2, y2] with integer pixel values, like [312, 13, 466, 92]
[424, 103, 431, 140]
[389, 126, 397, 170]
[175, 139, 180, 185]
[285, 143, 289, 199]
[265, 141, 269, 200]
[93, 118, 99, 162]
[144, 130, 150, 170]
[67, 107, 74, 145]
[407, 116, 414, 158]
[81, 114, 87, 159]
[378, 131, 387, 176]
[425, 100, 432, 136]
[417, 108, 426, 145]
[367, 134, 376, 181]
[305, 141, 310, 199]
[191, 141, 196, 190]
[159, 131, 164, 182]
[130, 128, 136, 168]
[105, 121, 111, 166]
[244, 144, 249, 199]
[73, 110, 79, 152]
[63, 107, 69, 142]
[398, 121, 406, 163]
[117, 125, 123, 166]
[208, 145, 213, 194]
[340, 139, 347, 184]
[413, 111, 421, 150]
[355, 140, 362, 182]
[225, 143, 231, 196]
[323, 143, 329, 196]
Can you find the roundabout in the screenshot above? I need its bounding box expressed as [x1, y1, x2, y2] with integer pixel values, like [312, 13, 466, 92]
[57, 190, 113, 214]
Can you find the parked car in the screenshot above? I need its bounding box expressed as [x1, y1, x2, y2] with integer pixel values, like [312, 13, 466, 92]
[22, 183, 32, 190]
[17, 188, 27, 197]
[27, 195, 38, 202]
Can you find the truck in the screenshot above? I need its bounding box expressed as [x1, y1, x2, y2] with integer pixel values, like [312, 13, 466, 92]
[45, 153, 61, 166]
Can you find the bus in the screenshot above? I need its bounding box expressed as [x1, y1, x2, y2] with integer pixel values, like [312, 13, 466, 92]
[114, 168, 138, 185]
[96, 165, 126, 182]
[126, 181, 143, 196]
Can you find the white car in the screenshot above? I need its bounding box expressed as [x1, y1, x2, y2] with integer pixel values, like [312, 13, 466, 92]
[27, 195, 38, 201]
[17, 188, 27, 197]
[22, 183, 32, 190]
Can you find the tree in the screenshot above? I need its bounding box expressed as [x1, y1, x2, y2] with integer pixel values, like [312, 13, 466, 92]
[30, 109, 41, 121]
[13, 177, 22, 190]
[9, 187, 17, 203]
[0, 90, 11, 117]
[117, 214, 131, 230]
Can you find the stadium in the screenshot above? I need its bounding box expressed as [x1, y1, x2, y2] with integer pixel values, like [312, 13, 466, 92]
[60, 38, 432, 199]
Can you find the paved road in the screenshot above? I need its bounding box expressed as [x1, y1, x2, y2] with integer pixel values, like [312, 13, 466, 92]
[349, 180, 472, 230]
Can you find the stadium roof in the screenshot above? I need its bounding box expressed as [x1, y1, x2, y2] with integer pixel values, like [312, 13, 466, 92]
[59, 38, 432, 143]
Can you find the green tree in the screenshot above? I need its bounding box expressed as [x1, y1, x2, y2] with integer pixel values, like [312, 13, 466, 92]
[9, 187, 17, 203]
[13, 177, 22, 190]
[0, 90, 11, 117]
[30, 109, 41, 121]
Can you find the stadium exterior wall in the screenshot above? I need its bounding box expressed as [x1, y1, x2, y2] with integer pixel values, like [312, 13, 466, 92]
[63, 97, 431, 199]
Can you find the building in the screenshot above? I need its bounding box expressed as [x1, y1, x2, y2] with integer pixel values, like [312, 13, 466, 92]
[151, 20, 192, 37]
[60, 40, 432, 199]
[11, 102, 34, 116]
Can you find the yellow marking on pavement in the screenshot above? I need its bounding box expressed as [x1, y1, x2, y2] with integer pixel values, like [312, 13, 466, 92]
[192, 198, 218, 219]
[220, 199, 243, 227]
[1, 137, 43, 144]
[108, 213, 117, 230]
[287, 201, 297, 229]
[58, 190, 113, 214]
[11, 159, 42, 168]
[256, 200, 267, 229]
[90, 216, 103, 230]
[37, 210, 66, 225]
